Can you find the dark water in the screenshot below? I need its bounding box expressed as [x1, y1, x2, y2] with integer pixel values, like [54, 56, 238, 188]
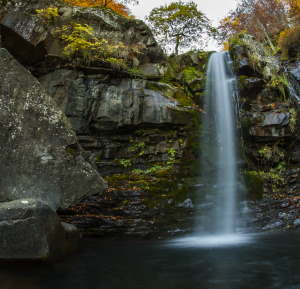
[2, 233, 300, 289]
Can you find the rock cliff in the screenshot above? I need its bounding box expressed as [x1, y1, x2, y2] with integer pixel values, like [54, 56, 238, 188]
[229, 35, 300, 232]
[0, 0, 206, 246]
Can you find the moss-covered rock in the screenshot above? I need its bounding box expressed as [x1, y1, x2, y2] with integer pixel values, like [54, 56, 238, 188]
[230, 33, 300, 232]
[162, 50, 211, 105]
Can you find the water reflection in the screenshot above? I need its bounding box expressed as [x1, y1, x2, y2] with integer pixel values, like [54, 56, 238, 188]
[1, 233, 300, 289]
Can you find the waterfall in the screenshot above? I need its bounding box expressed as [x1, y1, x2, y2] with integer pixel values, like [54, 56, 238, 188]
[200, 51, 239, 234]
[171, 52, 250, 247]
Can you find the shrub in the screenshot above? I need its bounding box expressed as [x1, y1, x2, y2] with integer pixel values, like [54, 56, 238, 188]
[55, 22, 141, 67]
[36, 7, 59, 22]
[56, 23, 104, 63]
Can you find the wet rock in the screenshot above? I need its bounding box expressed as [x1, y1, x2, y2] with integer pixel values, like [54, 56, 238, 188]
[167, 228, 186, 235]
[0, 199, 67, 261]
[61, 222, 79, 238]
[278, 212, 287, 219]
[0, 48, 105, 209]
[288, 62, 300, 81]
[61, 222, 80, 253]
[280, 201, 290, 208]
[293, 219, 300, 227]
[177, 198, 194, 209]
[262, 220, 284, 231]
[249, 112, 290, 138]
[262, 112, 290, 127]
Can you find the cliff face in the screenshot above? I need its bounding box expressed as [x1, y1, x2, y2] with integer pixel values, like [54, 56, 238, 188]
[230, 36, 300, 232]
[0, 0, 208, 240]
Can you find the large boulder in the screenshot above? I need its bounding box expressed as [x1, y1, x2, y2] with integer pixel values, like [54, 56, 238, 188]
[0, 48, 105, 209]
[0, 199, 67, 260]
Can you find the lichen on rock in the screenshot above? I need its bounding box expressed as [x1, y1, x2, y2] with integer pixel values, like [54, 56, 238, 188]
[0, 48, 105, 209]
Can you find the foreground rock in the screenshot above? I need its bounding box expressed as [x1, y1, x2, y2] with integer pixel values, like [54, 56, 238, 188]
[0, 48, 105, 209]
[0, 199, 70, 261]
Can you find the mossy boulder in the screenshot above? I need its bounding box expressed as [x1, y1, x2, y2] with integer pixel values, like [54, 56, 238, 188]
[163, 50, 211, 105]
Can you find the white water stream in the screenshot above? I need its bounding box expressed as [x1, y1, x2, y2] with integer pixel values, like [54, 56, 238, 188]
[173, 52, 250, 247]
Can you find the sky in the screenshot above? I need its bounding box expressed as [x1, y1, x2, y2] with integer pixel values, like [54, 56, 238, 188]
[128, 0, 239, 50]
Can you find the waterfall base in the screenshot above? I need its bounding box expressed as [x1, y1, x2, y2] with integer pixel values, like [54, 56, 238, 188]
[170, 234, 252, 248]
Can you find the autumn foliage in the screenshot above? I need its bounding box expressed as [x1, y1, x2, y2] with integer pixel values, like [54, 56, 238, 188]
[64, 0, 130, 17]
[283, 0, 300, 20]
[219, 0, 300, 59]
[278, 26, 300, 58]
[218, 0, 289, 43]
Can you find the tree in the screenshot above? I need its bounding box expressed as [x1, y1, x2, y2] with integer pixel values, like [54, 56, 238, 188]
[281, 0, 300, 22]
[218, 0, 289, 44]
[146, 1, 213, 55]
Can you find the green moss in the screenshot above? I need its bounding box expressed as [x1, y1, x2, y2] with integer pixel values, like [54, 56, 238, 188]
[244, 170, 264, 199]
[241, 116, 255, 131]
[66, 147, 77, 156]
[127, 67, 143, 78]
[238, 75, 250, 90]
[173, 89, 195, 106]
[118, 159, 132, 168]
[289, 108, 298, 132]
[182, 66, 203, 84]
[258, 146, 273, 160]
[257, 145, 285, 162]
[145, 81, 175, 98]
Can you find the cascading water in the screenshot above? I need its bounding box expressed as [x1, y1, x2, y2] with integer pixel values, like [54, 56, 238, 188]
[199, 51, 239, 235]
[172, 52, 250, 247]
